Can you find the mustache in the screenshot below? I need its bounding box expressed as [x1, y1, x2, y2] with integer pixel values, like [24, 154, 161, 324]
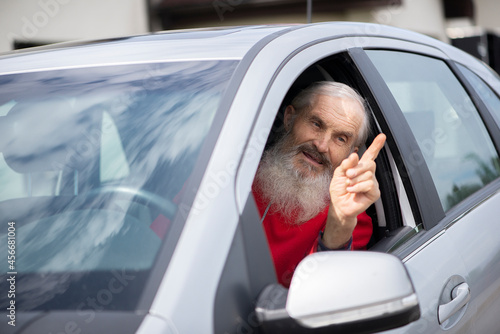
[295, 142, 333, 171]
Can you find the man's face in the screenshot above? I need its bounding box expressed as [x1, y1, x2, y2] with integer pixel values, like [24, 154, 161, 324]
[283, 94, 364, 178]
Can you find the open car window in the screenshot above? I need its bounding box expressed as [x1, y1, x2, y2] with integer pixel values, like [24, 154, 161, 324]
[247, 52, 404, 251]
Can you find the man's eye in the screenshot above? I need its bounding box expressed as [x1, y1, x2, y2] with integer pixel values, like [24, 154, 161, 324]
[337, 137, 346, 143]
[312, 121, 320, 128]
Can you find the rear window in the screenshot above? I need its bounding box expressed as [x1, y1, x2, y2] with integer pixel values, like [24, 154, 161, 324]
[0, 60, 237, 311]
[367, 50, 500, 211]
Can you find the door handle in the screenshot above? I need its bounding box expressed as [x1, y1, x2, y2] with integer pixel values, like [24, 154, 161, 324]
[438, 282, 471, 324]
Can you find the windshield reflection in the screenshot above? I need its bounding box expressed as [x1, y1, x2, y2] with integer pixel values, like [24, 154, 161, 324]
[0, 59, 237, 311]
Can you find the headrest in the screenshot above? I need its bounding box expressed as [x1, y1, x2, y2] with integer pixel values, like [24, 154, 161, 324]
[1, 98, 100, 173]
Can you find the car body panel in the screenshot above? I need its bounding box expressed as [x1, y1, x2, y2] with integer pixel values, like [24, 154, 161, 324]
[445, 187, 500, 333]
[0, 26, 289, 74]
[397, 231, 474, 333]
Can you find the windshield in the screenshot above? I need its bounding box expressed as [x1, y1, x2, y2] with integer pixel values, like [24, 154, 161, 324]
[0, 60, 237, 311]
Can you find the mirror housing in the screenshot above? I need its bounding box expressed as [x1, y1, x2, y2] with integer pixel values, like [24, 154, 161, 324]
[256, 252, 420, 334]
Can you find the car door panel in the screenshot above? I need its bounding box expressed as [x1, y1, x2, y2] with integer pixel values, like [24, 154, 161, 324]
[391, 232, 473, 333]
[449, 64, 500, 332]
[444, 187, 500, 333]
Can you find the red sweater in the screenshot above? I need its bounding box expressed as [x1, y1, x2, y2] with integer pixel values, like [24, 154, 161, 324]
[253, 188, 373, 287]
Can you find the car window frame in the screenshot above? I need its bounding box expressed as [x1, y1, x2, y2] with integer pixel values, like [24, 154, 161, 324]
[232, 38, 434, 264]
[235, 50, 407, 242]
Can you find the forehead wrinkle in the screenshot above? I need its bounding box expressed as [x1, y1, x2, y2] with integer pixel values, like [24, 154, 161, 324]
[309, 97, 361, 135]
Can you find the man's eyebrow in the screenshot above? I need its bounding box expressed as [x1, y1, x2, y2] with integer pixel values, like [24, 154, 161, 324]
[309, 114, 324, 126]
[340, 131, 354, 138]
[333, 129, 355, 140]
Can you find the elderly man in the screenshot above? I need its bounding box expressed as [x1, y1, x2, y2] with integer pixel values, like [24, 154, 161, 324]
[252, 81, 386, 287]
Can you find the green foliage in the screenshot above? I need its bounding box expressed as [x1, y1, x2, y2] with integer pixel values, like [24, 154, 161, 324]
[445, 154, 500, 209]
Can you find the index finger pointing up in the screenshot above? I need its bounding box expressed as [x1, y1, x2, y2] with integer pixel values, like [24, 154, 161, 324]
[360, 133, 386, 162]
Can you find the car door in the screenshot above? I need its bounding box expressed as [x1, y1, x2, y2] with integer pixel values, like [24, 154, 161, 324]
[226, 34, 423, 333]
[353, 47, 500, 332]
[223, 30, 500, 333]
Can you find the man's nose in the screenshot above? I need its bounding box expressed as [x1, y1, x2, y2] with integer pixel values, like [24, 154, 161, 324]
[313, 135, 329, 153]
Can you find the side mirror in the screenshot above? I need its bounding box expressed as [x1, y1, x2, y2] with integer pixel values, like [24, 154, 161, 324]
[256, 252, 420, 334]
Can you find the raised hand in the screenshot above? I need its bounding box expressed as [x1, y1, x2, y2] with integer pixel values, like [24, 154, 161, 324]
[322, 133, 386, 249]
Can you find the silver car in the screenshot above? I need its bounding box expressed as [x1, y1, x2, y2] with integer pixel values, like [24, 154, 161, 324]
[1, 22, 500, 333]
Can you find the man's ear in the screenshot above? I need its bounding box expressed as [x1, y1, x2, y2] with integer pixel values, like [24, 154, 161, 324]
[283, 105, 295, 131]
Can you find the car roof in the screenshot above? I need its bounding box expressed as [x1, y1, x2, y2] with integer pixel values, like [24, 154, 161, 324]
[0, 22, 488, 76]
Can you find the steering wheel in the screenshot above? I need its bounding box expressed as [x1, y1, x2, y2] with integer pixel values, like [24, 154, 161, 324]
[71, 186, 178, 221]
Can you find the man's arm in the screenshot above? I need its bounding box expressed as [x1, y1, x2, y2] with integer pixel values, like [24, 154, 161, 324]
[322, 133, 386, 249]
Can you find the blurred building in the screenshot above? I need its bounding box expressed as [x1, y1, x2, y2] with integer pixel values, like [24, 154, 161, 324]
[1, 0, 500, 72]
[0, 0, 149, 53]
[445, 0, 500, 73]
[149, 0, 446, 41]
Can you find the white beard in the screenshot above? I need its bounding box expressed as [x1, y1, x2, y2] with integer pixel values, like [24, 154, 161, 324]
[254, 131, 333, 224]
